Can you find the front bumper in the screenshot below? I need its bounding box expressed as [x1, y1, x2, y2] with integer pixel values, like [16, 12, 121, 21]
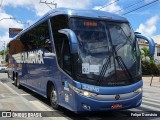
[75, 92, 142, 112]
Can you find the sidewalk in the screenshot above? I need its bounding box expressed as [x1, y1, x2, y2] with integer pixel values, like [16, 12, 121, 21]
[142, 76, 160, 100]
[142, 76, 160, 88]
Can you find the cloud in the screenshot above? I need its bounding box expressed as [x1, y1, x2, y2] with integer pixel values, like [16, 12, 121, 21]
[136, 15, 160, 36]
[0, 9, 24, 29]
[0, 32, 12, 50]
[0, 11, 24, 33]
[54, 0, 91, 9]
[3, 0, 33, 7]
[2, 0, 91, 17]
[0, 0, 91, 50]
[0, 10, 24, 50]
[2, 0, 49, 16]
[93, 0, 122, 13]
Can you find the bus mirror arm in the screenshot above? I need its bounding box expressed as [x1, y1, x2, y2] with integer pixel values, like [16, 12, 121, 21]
[58, 29, 78, 54]
[135, 32, 155, 56]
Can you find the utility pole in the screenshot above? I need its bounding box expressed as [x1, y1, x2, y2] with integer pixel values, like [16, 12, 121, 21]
[0, 41, 5, 63]
[40, 0, 57, 9]
[0, 17, 15, 64]
[3, 41, 5, 62]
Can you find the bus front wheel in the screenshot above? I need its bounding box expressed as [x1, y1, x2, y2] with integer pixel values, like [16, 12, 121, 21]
[50, 86, 59, 109]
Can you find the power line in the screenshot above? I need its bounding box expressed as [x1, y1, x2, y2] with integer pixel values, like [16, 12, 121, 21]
[122, 0, 159, 15]
[98, 0, 119, 10]
[39, 0, 57, 9]
[115, 0, 145, 13]
[45, 3, 52, 9]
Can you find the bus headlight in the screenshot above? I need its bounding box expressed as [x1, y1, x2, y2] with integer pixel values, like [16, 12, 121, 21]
[69, 84, 97, 98]
[134, 87, 142, 93]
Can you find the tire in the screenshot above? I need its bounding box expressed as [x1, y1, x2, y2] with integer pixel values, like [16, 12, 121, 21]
[13, 72, 15, 81]
[50, 85, 59, 109]
[15, 73, 21, 89]
[7, 72, 9, 78]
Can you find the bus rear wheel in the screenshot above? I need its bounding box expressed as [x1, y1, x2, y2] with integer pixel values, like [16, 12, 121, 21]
[15, 73, 21, 89]
[50, 86, 59, 109]
[13, 72, 15, 81]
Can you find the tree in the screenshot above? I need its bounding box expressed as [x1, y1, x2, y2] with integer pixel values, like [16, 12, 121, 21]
[141, 47, 149, 62]
[140, 47, 159, 75]
[0, 50, 9, 55]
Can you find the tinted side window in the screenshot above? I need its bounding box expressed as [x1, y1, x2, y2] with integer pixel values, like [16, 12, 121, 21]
[20, 21, 52, 52]
[9, 38, 26, 55]
[50, 15, 72, 75]
[61, 39, 72, 75]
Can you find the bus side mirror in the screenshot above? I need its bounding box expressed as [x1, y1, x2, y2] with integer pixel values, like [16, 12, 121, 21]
[135, 32, 155, 56]
[58, 29, 78, 54]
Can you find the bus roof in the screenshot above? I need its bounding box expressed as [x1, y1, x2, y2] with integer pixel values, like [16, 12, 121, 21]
[46, 8, 127, 21]
[12, 8, 128, 40]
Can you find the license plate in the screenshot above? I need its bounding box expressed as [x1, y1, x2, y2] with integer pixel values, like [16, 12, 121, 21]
[111, 104, 122, 109]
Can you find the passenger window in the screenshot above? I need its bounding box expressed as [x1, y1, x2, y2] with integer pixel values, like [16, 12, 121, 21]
[20, 21, 53, 53]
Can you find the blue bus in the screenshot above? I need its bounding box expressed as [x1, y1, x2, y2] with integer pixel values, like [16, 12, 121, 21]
[8, 8, 155, 112]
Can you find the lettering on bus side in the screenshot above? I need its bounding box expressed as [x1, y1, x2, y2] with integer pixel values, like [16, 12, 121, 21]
[82, 84, 99, 93]
[12, 50, 44, 64]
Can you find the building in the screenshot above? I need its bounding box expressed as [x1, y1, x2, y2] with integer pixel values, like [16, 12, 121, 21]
[152, 35, 160, 44]
[152, 35, 160, 64]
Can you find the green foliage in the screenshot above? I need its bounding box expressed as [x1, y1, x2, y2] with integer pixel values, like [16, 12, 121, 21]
[140, 47, 149, 62]
[0, 50, 3, 55]
[140, 47, 160, 75]
[156, 64, 160, 74]
[142, 61, 159, 75]
[0, 50, 8, 55]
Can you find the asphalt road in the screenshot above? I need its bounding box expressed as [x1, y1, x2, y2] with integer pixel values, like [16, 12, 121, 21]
[0, 73, 160, 120]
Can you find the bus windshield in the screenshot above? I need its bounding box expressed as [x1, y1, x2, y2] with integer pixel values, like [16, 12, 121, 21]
[70, 18, 141, 86]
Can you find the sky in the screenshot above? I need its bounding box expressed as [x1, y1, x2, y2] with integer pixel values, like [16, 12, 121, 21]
[0, 0, 160, 50]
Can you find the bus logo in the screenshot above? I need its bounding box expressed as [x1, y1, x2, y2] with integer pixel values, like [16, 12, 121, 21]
[115, 94, 120, 100]
[13, 50, 44, 64]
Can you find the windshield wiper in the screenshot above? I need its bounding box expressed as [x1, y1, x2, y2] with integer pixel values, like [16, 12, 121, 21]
[112, 45, 133, 82]
[115, 56, 133, 81]
[96, 24, 135, 85]
[96, 46, 133, 85]
[97, 55, 111, 85]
